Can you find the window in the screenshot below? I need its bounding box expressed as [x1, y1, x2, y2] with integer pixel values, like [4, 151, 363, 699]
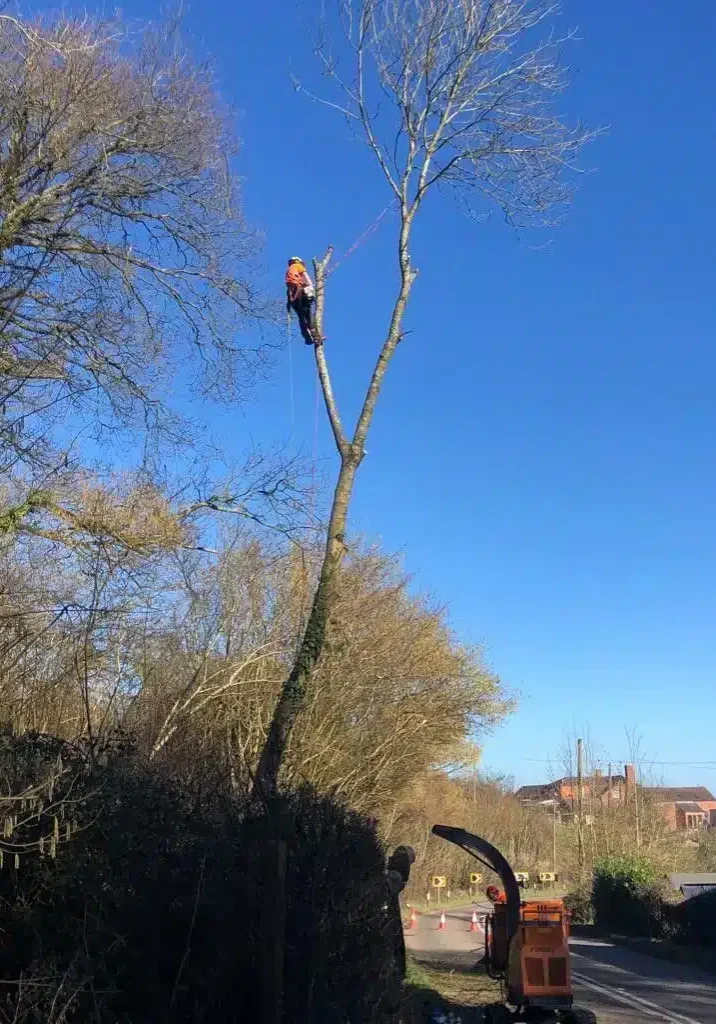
[685, 813, 706, 830]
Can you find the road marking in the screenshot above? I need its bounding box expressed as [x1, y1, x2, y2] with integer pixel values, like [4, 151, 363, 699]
[572, 970, 702, 1024]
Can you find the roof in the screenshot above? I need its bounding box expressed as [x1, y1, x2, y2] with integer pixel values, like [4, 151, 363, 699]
[675, 801, 707, 814]
[668, 874, 716, 901]
[681, 884, 716, 900]
[668, 873, 716, 888]
[555, 775, 626, 785]
[515, 784, 556, 801]
[516, 775, 625, 801]
[642, 786, 715, 803]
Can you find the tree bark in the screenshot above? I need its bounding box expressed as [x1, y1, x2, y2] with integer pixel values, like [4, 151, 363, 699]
[254, 214, 416, 799]
[254, 454, 358, 795]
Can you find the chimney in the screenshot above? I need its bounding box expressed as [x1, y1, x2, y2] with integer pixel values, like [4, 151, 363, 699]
[625, 764, 636, 795]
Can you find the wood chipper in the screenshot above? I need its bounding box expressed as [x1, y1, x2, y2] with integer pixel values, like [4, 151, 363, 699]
[432, 825, 593, 1023]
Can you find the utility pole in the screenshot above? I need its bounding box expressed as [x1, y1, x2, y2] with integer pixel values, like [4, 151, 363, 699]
[607, 763, 612, 808]
[576, 737, 585, 875]
[606, 762, 613, 856]
[553, 801, 558, 875]
[634, 764, 641, 849]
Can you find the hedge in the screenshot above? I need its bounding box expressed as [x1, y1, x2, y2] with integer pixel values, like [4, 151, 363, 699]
[0, 729, 405, 1022]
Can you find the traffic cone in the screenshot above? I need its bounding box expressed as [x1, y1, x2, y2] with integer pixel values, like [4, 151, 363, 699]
[470, 910, 479, 932]
[408, 907, 418, 930]
[438, 910, 446, 930]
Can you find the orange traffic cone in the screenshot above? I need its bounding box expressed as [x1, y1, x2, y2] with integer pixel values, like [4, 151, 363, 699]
[438, 911, 446, 931]
[470, 910, 479, 932]
[408, 907, 418, 930]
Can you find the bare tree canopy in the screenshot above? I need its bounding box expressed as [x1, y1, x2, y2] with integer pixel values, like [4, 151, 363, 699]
[255, 0, 595, 796]
[0, 13, 263, 476]
[314, 0, 595, 222]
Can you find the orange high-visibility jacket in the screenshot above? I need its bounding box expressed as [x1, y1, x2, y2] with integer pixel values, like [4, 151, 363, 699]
[286, 262, 315, 301]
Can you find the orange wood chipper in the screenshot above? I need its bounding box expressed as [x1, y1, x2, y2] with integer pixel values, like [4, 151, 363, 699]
[432, 825, 593, 1023]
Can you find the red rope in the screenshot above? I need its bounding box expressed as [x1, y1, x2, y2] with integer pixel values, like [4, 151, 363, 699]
[327, 200, 397, 277]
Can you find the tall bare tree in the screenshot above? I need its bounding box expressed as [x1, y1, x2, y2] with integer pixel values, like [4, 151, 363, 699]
[0, 13, 263, 480]
[255, 0, 596, 795]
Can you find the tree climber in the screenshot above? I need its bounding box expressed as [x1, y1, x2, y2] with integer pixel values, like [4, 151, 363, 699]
[285, 257, 320, 345]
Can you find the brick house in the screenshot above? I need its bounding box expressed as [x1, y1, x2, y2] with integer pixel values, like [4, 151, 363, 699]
[516, 766, 716, 831]
[641, 787, 716, 831]
[515, 769, 628, 810]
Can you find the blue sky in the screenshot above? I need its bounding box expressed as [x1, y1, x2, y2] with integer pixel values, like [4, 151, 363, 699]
[109, 0, 716, 787]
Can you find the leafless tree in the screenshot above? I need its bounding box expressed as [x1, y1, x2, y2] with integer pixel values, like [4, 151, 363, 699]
[0, 13, 264, 481]
[255, 0, 597, 795]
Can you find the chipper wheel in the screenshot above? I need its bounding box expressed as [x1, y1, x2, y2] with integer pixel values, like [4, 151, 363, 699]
[483, 1005, 514, 1024]
[483, 1008, 598, 1024]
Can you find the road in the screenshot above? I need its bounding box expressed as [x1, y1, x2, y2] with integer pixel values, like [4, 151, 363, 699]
[405, 904, 716, 1022]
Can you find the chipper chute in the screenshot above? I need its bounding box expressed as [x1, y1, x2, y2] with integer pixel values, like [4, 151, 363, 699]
[432, 825, 594, 1023]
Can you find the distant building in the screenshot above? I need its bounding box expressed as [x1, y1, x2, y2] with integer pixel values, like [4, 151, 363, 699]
[515, 769, 627, 810]
[516, 766, 716, 831]
[641, 788, 716, 831]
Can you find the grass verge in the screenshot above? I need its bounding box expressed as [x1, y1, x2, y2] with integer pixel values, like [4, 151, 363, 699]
[404, 956, 500, 1022]
[405, 888, 565, 916]
[406, 893, 480, 914]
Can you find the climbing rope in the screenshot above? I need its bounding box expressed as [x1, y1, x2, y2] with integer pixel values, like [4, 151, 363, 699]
[287, 306, 319, 514]
[286, 311, 295, 443]
[326, 199, 397, 277]
[310, 366, 320, 517]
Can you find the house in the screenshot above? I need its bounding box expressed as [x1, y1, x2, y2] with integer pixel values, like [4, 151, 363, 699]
[516, 766, 716, 831]
[515, 769, 627, 811]
[641, 787, 716, 831]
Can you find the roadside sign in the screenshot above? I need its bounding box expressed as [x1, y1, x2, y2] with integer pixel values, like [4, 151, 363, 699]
[514, 872, 530, 885]
[469, 872, 483, 885]
[431, 875, 447, 888]
[539, 872, 557, 883]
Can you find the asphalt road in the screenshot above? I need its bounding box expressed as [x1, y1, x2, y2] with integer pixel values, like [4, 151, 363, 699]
[405, 905, 716, 1023]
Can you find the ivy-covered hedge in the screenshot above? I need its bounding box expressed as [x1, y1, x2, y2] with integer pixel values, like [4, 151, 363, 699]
[0, 729, 404, 1022]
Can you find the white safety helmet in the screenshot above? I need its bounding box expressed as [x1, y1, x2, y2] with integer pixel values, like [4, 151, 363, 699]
[288, 256, 302, 264]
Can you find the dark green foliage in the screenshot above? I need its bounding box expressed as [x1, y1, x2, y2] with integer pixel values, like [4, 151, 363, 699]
[592, 855, 664, 937]
[0, 730, 403, 1022]
[671, 889, 716, 947]
[563, 881, 593, 925]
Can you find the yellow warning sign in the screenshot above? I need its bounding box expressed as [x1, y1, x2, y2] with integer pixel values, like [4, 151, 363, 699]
[431, 875, 447, 888]
[469, 872, 483, 884]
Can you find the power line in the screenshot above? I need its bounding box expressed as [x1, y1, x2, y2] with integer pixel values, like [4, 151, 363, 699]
[522, 757, 716, 770]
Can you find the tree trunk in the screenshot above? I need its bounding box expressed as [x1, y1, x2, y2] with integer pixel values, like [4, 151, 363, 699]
[253, 453, 358, 796]
[253, 212, 416, 799]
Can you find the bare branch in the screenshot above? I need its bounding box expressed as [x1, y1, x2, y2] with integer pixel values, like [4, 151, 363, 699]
[0, 12, 266, 480]
[257, 0, 595, 797]
[312, 249, 349, 457]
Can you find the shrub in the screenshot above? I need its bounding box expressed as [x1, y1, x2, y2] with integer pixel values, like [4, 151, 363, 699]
[592, 855, 663, 937]
[564, 881, 593, 925]
[0, 730, 404, 1023]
